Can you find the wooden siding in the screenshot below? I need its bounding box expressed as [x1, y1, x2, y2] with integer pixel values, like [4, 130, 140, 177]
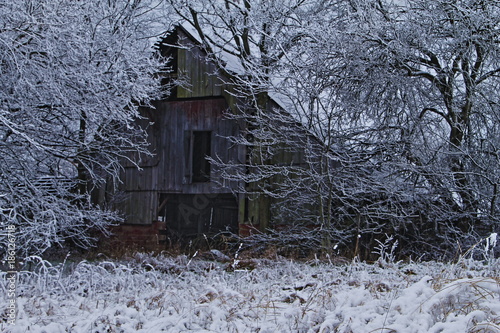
[176, 30, 224, 99]
[119, 191, 156, 225]
[120, 97, 242, 224]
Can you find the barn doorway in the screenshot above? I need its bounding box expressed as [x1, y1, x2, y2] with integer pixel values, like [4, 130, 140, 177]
[158, 193, 238, 241]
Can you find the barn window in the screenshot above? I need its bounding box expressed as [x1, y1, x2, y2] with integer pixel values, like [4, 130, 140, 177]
[191, 131, 211, 182]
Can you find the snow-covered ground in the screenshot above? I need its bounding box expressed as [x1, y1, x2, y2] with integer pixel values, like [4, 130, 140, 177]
[1, 252, 499, 333]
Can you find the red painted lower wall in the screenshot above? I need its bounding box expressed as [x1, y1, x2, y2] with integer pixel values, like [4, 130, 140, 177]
[102, 221, 167, 252]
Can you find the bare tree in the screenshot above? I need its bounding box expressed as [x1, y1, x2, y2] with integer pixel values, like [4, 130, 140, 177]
[166, 0, 500, 258]
[0, 0, 167, 257]
[167, 0, 328, 233]
[317, 0, 500, 256]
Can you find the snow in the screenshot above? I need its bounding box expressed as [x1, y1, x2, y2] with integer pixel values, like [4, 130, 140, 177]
[1, 254, 499, 332]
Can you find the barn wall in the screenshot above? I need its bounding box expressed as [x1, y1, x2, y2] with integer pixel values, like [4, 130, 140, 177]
[176, 30, 224, 99]
[123, 98, 240, 192]
[120, 97, 242, 225]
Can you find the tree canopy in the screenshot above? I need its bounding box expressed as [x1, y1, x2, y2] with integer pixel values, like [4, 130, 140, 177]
[169, 0, 500, 258]
[0, 0, 166, 256]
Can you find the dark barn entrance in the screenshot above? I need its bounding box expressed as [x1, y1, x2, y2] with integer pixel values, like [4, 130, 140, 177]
[159, 193, 239, 240]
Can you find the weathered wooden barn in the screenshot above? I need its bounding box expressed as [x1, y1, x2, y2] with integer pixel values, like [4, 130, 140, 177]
[101, 25, 308, 248]
[104, 26, 247, 246]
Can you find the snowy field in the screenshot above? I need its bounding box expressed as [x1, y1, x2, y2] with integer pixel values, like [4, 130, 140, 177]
[1, 252, 499, 333]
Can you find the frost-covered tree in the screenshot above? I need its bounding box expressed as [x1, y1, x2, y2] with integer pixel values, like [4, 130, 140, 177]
[166, 0, 377, 255]
[167, 0, 500, 258]
[317, 0, 500, 256]
[0, 0, 166, 257]
[167, 0, 330, 235]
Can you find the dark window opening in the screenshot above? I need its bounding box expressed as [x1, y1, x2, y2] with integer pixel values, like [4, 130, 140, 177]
[191, 131, 211, 182]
